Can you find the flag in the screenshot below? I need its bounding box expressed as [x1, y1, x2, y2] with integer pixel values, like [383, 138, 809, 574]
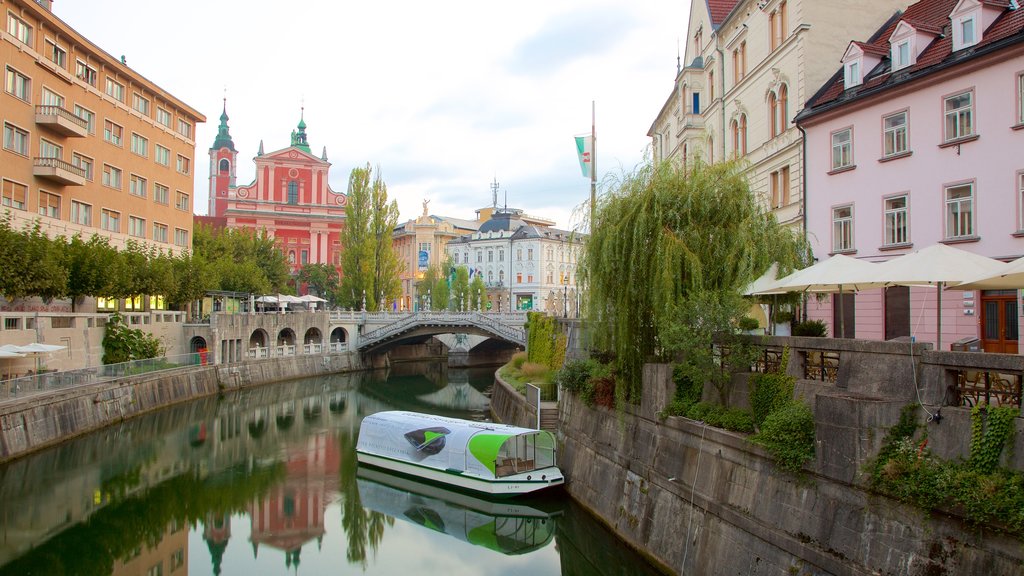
[575, 135, 592, 178]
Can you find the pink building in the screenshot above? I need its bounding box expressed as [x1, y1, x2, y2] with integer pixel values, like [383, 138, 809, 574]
[796, 0, 1024, 352]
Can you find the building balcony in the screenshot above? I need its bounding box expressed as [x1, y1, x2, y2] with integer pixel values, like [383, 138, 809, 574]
[35, 105, 89, 137]
[33, 157, 86, 186]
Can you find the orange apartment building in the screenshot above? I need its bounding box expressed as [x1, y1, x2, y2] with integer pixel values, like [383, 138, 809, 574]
[1, 0, 204, 254]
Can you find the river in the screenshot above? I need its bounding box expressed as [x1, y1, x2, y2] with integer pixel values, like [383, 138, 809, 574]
[0, 362, 664, 576]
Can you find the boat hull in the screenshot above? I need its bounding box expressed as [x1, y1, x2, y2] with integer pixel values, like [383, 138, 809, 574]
[357, 451, 564, 497]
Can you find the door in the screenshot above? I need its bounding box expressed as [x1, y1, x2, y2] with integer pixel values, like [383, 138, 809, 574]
[885, 286, 911, 340]
[980, 290, 1019, 354]
[832, 293, 855, 338]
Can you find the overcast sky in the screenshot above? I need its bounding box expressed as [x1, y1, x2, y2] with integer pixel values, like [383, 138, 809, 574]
[56, 0, 690, 231]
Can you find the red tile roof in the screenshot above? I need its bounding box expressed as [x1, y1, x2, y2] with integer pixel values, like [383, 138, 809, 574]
[707, 0, 742, 27]
[801, 0, 1024, 118]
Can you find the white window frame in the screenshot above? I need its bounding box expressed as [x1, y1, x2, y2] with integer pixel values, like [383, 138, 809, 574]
[155, 144, 170, 166]
[882, 110, 909, 157]
[102, 164, 122, 190]
[1018, 172, 1024, 232]
[130, 132, 148, 157]
[129, 174, 147, 198]
[954, 15, 978, 50]
[5, 66, 30, 101]
[176, 154, 190, 175]
[176, 118, 192, 139]
[101, 208, 120, 233]
[844, 60, 861, 88]
[832, 205, 854, 253]
[893, 40, 911, 71]
[75, 60, 97, 86]
[72, 152, 93, 180]
[944, 182, 975, 240]
[104, 119, 123, 146]
[39, 138, 62, 159]
[944, 90, 974, 142]
[153, 222, 168, 243]
[175, 191, 189, 211]
[1017, 72, 1024, 126]
[45, 38, 66, 69]
[156, 107, 172, 128]
[73, 105, 95, 133]
[883, 194, 909, 246]
[132, 92, 150, 116]
[41, 87, 63, 107]
[37, 190, 60, 218]
[3, 122, 29, 156]
[7, 12, 31, 45]
[174, 228, 188, 247]
[831, 127, 853, 170]
[154, 183, 169, 205]
[70, 200, 92, 226]
[128, 216, 146, 239]
[104, 77, 124, 102]
[2, 178, 27, 211]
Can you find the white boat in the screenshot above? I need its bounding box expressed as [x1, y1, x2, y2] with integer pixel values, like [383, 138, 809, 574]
[356, 410, 564, 497]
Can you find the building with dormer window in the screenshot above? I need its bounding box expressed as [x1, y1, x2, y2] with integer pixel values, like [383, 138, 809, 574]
[203, 106, 347, 276]
[796, 0, 1024, 351]
[648, 0, 908, 229]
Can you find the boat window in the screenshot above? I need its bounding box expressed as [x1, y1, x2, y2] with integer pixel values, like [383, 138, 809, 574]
[495, 433, 555, 477]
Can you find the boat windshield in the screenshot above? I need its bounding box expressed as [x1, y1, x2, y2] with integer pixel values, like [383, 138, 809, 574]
[494, 432, 556, 478]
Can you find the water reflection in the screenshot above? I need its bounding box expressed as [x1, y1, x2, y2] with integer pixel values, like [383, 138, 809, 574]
[0, 364, 661, 576]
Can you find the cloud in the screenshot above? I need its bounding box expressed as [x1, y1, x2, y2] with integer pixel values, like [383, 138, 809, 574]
[504, 7, 637, 75]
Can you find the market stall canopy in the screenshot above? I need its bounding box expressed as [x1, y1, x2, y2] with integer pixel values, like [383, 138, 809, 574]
[953, 255, 1024, 290]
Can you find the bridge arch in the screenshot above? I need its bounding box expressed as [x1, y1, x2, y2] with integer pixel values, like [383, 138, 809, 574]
[249, 329, 269, 348]
[330, 327, 348, 344]
[304, 327, 322, 344]
[277, 328, 296, 346]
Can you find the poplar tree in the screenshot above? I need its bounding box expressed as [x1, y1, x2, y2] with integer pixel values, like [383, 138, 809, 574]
[341, 164, 402, 310]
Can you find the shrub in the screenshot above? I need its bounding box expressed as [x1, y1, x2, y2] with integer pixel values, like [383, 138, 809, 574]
[738, 316, 761, 331]
[749, 372, 795, 429]
[792, 319, 827, 337]
[510, 351, 527, 369]
[556, 359, 595, 393]
[592, 377, 616, 409]
[751, 400, 816, 473]
[774, 309, 794, 323]
[683, 402, 755, 433]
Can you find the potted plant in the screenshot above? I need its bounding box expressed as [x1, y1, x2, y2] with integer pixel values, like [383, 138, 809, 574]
[773, 309, 794, 336]
[738, 316, 762, 334]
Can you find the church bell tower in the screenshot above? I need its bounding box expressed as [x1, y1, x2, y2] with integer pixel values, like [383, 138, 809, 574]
[208, 99, 237, 218]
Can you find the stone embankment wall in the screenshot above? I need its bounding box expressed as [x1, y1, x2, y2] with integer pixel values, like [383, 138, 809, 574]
[554, 363, 1024, 576]
[0, 352, 361, 463]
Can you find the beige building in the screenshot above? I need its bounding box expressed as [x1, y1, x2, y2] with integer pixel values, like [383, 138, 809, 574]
[2, 0, 204, 253]
[649, 0, 908, 228]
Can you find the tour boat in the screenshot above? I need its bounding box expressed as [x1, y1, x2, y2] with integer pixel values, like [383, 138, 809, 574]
[356, 466, 559, 555]
[356, 410, 564, 497]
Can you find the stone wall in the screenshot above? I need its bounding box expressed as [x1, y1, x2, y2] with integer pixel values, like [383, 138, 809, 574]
[0, 352, 362, 463]
[555, 363, 1024, 576]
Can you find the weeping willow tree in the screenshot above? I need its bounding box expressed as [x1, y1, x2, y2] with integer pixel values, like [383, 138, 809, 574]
[581, 158, 808, 402]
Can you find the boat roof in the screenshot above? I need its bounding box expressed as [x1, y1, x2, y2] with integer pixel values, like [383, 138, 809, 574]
[361, 411, 549, 437]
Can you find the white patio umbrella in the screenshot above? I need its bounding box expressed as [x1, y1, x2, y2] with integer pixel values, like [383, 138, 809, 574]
[742, 263, 783, 296]
[954, 255, 1024, 290]
[865, 244, 1009, 350]
[0, 348, 25, 381]
[752, 254, 886, 338]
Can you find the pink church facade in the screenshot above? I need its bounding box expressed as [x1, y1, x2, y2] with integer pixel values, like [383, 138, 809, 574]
[797, 0, 1024, 352]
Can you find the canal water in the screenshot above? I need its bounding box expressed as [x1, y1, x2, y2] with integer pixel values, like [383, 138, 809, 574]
[0, 362, 664, 576]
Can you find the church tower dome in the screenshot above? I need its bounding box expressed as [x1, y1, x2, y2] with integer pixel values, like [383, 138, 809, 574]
[208, 98, 238, 218]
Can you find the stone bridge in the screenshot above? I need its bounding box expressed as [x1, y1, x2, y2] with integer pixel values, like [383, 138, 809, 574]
[357, 311, 527, 353]
[178, 310, 527, 365]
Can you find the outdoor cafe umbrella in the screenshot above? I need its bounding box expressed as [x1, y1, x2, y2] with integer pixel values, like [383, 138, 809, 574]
[0, 348, 26, 380]
[751, 254, 887, 337]
[0, 343, 66, 373]
[954, 254, 1024, 290]
[864, 244, 1008, 350]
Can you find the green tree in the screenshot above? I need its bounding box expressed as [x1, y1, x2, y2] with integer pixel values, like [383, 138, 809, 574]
[65, 234, 118, 311]
[102, 312, 164, 364]
[470, 274, 487, 311]
[192, 224, 290, 295]
[168, 251, 214, 311]
[0, 217, 67, 301]
[582, 158, 807, 402]
[339, 165, 373, 308]
[297, 263, 340, 304]
[451, 266, 470, 311]
[369, 172, 402, 309]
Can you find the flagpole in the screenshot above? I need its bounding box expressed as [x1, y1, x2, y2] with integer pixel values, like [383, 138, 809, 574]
[590, 101, 596, 226]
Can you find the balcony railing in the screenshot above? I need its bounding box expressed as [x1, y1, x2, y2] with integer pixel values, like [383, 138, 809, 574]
[33, 156, 86, 186]
[35, 105, 89, 137]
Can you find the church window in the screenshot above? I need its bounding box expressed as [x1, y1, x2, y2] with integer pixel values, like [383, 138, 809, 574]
[287, 181, 298, 204]
[219, 159, 230, 173]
